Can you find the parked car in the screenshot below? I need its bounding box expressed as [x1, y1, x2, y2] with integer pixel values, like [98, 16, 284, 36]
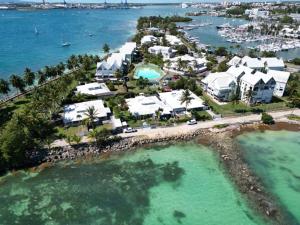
[124, 127, 137, 133]
[187, 119, 197, 125]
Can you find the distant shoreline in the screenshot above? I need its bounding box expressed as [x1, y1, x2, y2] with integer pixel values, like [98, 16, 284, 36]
[0, 3, 180, 11]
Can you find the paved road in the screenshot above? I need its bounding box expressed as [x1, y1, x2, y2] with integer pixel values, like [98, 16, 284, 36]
[120, 109, 300, 139]
[52, 109, 300, 147]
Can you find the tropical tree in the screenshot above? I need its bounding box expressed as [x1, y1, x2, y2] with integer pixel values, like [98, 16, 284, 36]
[180, 89, 193, 114]
[114, 69, 122, 79]
[0, 79, 10, 96]
[23, 68, 35, 86]
[84, 106, 98, 129]
[103, 43, 110, 54]
[56, 62, 65, 76]
[155, 108, 163, 121]
[177, 58, 184, 71]
[9, 74, 25, 93]
[246, 88, 253, 105]
[67, 55, 79, 70]
[37, 70, 47, 85]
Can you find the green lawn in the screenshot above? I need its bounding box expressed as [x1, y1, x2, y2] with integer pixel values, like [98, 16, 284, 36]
[203, 93, 288, 117]
[287, 114, 300, 121]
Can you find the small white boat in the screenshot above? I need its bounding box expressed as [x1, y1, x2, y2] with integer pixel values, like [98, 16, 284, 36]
[35, 26, 39, 35]
[62, 42, 71, 47]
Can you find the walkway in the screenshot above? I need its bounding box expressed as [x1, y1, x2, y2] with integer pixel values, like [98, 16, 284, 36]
[52, 109, 300, 147]
[120, 109, 300, 139]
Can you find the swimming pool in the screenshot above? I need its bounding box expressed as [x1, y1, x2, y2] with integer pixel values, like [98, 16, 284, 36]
[134, 64, 164, 80]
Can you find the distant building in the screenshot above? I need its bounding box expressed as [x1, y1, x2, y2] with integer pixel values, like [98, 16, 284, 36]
[245, 8, 269, 19]
[141, 35, 158, 45]
[76, 82, 113, 97]
[63, 100, 111, 125]
[165, 35, 183, 46]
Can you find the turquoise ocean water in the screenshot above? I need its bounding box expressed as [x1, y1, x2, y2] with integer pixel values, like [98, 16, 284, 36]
[0, 143, 266, 225]
[238, 131, 300, 225]
[1, 6, 298, 78]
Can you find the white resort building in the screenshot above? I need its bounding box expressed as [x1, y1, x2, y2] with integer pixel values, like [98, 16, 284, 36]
[240, 56, 285, 71]
[228, 56, 285, 71]
[141, 35, 158, 45]
[126, 95, 172, 118]
[201, 72, 236, 101]
[63, 100, 111, 125]
[165, 35, 183, 46]
[202, 56, 290, 103]
[267, 70, 291, 97]
[240, 71, 276, 104]
[148, 46, 176, 59]
[95, 42, 137, 80]
[168, 54, 207, 73]
[126, 90, 205, 117]
[159, 90, 205, 113]
[76, 82, 112, 97]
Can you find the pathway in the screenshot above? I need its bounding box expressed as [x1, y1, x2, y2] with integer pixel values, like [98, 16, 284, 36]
[51, 109, 300, 147]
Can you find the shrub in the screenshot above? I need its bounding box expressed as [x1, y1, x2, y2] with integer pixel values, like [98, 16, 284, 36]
[261, 112, 275, 124]
[213, 124, 229, 129]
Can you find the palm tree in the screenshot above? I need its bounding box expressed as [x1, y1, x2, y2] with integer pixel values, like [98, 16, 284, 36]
[180, 89, 193, 114]
[103, 43, 110, 54]
[37, 70, 47, 85]
[9, 74, 25, 93]
[155, 108, 163, 122]
[23, 68, 35, 86]
[114, 69, 122, 79]
[67, 55, 79, 70]
[84, 106, 98, 129]
[246, 88, 253, 105]
[56, 62, 65, 76]
[177, 58, 184, 71]
[0, 79, 10, 96]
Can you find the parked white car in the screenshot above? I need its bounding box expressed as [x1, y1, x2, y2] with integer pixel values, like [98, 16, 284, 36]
[124, 127, 137, 133]
[187, 119, 197, 125]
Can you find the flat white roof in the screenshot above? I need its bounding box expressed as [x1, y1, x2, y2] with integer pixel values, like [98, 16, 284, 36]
[119, 42, 137, 56]
[262, 57, 285, 68]
[63, 100, 111, 124]
[149, 45, 172, 52]
[126, 95, 172, 117]
[165, 35, 182, 45]
[227, 56, 241, 66]
[141, 35, 157, 44]
[159, 89, 204, 110]
[76, 82, 111, 96]
[241, 56, 285, 69]
[241, 56, 265, 68]
[202, 72, 227, 85]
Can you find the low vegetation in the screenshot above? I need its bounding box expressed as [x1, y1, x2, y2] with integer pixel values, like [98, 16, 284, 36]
[261, 112, 275, 125]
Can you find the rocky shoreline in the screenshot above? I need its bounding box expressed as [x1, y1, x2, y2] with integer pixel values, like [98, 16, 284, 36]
[28, 121, 300, 225]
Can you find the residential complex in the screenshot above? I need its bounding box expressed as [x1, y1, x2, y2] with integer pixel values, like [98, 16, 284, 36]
[203, 56, 290, 103]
